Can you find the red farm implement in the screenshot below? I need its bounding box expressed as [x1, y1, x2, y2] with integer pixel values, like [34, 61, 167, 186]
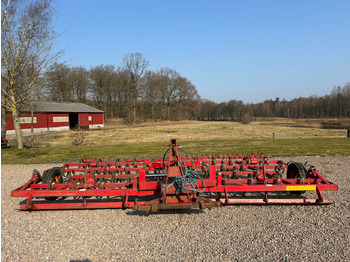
[11, 139, 338, 212]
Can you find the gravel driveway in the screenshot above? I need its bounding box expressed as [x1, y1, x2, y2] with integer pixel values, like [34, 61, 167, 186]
[2, 156, 349, 262]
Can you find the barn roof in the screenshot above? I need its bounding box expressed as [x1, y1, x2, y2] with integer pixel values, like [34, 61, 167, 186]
[23, 102, 104, 113]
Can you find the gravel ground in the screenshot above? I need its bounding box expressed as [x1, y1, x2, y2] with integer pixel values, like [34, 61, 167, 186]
[2, 156, 350, 262]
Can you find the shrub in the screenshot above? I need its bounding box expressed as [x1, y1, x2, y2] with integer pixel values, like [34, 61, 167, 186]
[241, 113, 252, 124]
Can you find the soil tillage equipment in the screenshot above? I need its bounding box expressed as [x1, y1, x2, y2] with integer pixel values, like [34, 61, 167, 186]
[11, 139, 338, 212]
[132, 139, 218, 212]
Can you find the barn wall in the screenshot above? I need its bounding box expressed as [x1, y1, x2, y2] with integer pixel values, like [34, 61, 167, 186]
[6, 113, 48, 130]
[6, 113, 70, 135]
[47, 113, 70, 131]
[6, 113, 50, 135]
[47, 113, 69, 127]
[90, 113, 104, 128]
[6, 111, 103, 135]
[79, 113, 89, 128]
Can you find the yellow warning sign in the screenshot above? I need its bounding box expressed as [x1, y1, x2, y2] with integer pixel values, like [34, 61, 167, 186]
[286, 185, 316, 191]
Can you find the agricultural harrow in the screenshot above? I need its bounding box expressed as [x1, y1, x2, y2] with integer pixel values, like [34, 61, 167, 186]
[12, 139, 337, 212]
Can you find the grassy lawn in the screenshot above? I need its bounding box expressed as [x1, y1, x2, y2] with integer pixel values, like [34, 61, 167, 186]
[2, 120, 349, 164]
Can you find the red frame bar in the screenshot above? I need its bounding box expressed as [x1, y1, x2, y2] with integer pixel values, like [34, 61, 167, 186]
[11, 153, 338, 211]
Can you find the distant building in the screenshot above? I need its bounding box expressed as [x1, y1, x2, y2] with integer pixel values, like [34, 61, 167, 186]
[6, 102, 104, 135]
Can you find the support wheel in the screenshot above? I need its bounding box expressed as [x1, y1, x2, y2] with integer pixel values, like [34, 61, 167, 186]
[42, 167, 61, 201]
[286, 162, 307, 194]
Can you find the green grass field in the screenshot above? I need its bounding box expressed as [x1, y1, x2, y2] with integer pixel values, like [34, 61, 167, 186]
[2, 120, 349, 164]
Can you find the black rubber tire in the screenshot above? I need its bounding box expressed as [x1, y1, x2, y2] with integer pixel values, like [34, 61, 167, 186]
[41, 169, 49, 183]
[42, 167, 61, 201]
[286, 162, 307, 194]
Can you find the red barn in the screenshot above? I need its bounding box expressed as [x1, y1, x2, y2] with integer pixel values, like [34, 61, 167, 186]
[6, 102, 104, 135]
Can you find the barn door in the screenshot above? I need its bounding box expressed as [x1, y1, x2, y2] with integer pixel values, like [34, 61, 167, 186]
[69, 113, 79, 129]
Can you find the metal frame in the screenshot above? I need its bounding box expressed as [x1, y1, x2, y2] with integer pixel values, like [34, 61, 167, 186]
[11, 140, 338, 212]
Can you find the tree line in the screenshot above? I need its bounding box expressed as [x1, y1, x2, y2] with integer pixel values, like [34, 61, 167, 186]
[42, 53, 200, 123]
[43, 56, 350, 123]
[198, 83, 350, 122]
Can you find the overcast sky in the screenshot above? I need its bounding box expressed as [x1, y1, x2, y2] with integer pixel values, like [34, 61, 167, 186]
[53, 0, 350, 103]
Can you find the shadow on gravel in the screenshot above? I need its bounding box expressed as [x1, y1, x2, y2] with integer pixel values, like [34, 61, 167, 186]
[70, 259, 91, 262]
[126, 208, 205, 216]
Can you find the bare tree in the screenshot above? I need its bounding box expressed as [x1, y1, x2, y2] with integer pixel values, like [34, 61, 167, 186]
[1, 103, 6, 142]
[113, 68, 132, 119]
[121, 52, 149, 124]
[156, 68, 179, 120]
[44, 62, 71, 102]
[140, 70, 160, 120]
[1, 0, 63, 148]
[89, 64, 115, 117]
[174, 76, 200, 120]
[71, 66, 89, 103]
